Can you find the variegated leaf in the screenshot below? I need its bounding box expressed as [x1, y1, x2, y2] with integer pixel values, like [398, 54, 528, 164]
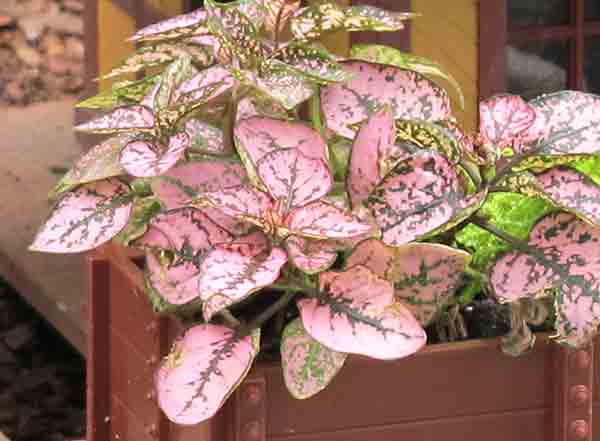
[76, 75, 161, 110]
[490, 212, 600, 347]
[185, 119, 228, 155]
[347, 108, 394, 208]
[236, 96, 289, 122]
[395, 120, 462, 163]
[321, 61, 452, 139]
[281, 318, 347, 399]
[274, 42, 351, 84]
[129, 9, 209, 42]
[199, 185, 272, 222]
[479, 94, 536, 151]
[536, 166, 600, 225]
[145, 251, 202, 305]
[343, 5, 414, 32]
[74, 106, 155, 135]
[30, 179, 133, 253]
[285, 235, 337, 274]
[261, 0, 300, 34]
[523, 91, 600, 157]
[298, 265, 426, 359]
[290, 3, 345, 40]
[51, 134, 134, 197]
[350, 44, 465, 108]
[197, 244, 288, 321]
[173, 65, 235, 107]
[347, 239, 470, 326]
[233, 65, 315, 110]
[366, 151, 464, 246]
[286, 200, 374, 240]
[257, 149, 332, 210]
[155, 56, 196, 110]
[120, 132, 189, 178]
[156, 324, 259, 425]
[114, 197, 162, 246]
[235, 116, 328, 188]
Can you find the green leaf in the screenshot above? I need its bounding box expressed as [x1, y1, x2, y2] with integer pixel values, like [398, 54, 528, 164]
[343, 5, 415, 32]
[114, 197, 163, 246]
[350, 44, 465, 109]
[76, 76, 162, 110]
[395, 119, 462, 163]
[155, 55, 196, 111]
[456, 193, 554, 270]
[329, 137, 351, 182]
[571, 156, 600, 186]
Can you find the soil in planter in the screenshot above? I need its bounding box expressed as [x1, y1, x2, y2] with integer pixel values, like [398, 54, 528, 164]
[0, 279, 85, 441]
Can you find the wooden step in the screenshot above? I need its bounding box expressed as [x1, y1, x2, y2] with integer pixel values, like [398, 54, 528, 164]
[0, 99, 86, 354]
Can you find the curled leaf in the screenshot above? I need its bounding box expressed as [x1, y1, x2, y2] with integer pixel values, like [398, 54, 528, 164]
[156, 324, 259, 425]
[30, 179, 133, 253]
[74, 106, 155, 135]
[281, 318, 346, 399]
[129, 9, 209, 42]
[185, 119, 228, 155]
[285, 236, 338, 274]
[120, 132, 189, 178]
[298, 266, 426, 359]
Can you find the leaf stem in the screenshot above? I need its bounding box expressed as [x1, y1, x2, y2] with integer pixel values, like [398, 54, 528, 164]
[237, 290, 298, 337]
[220, 309, 242, 328]
[470, 215, 540, 257]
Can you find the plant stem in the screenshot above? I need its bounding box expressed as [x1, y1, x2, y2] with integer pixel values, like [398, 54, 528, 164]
[237, 290, 298, 337]
[273, 3, 287, 50]
[470, 215, 540, 257]
[220, 309, 242, 328]
[309, 91, 324, 136]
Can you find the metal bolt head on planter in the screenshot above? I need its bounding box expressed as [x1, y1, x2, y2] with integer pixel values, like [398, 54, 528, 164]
[30, 0, 600, 428]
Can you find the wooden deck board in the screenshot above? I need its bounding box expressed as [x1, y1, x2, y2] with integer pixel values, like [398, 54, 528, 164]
[0, 99, 86, 354]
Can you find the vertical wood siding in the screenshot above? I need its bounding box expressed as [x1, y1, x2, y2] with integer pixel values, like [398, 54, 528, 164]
[411, 0, 478, 131]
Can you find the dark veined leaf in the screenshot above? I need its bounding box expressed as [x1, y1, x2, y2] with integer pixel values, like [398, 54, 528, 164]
[347, 239, 470, 326]
[297, 265, 426, 359]
[260, 0, 300, 35]
[156, 324, 259, 424]
[155, 56, 196, 111]
[74, 105, 155, 135]
[321, 61, 452, 138]
[395, 119, 462, 163]
[30, 179, 133, 253]
[129, 9, 209, 43]
[113, 197, 163, 246]
[172, 65, 235, 109]
[236, 95, 289, 122]
[350, 44, 465, 108]
[50, 134, 135, 197]
[185, 119, 229, 155]
[120, 132, 190, 178]
[281, 318, 347, 399]
[284, 236, 338, 274]
[490, 212, 600, 347]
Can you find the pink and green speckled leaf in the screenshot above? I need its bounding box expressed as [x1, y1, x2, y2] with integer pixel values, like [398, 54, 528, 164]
[347, 239, 470, 326]
[395, 120, 462, 163]
[198, 185, 272, 223]
[347, 108, 394, 208]
[281, 318, 347, 399]
[522, 91, 600, 158]
[479, 94, 536, 150]
[298, 265, 426, 359]
[156, 324, 259, 425]
[173, 65, 235, 108]
[120, 132, 189, 178]
[260, 0, 300, 34]
[234, 116, 328, 188]
[490, 212, 600, 347]
[343, 5, 414, 32]
[197, 244, 288, 321]
[536, 166, 600, 225]
[321, 61, 452, 139]
[257, 149, 332, 210]
[236, 96, 289, 122]
[30, 179, 133, 253]
[286, 200, 374, 240]
[185, 119, 228, 155]
[145, 252, 202, 306]
[51, 134, 135, 197]
[74, 105, 155, 135]
[285, 235, 338, 274]
[155, 56, 196, 111]
[366, 151, 464, 246]
[274, 43, 351, 84]
[129, 9, 209, 42]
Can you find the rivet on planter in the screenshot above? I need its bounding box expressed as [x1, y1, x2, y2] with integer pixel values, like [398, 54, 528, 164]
[146, 355, 159, 366]
[146, 423, 159, 438]
[570, 420, 589, 440]
[146, 389, 156, 400]
[243, 383, 263, 405]
[570, 385, 590, 407]
[145, 322, 158, 335]
[243, 421, 262, 441]
[572, 350, 591, 370]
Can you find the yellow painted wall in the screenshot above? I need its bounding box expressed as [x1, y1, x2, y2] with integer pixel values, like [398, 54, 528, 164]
[411, 0, 478, 131]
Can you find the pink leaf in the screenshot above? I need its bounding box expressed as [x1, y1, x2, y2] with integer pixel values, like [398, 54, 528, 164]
[286, 200, 374, 240]
[200, 185, 272, 223]
[236, 96, 288, 122]
[257, 149, 332, 210]
[366, 151, 463, 246]
[156, 324, 259, 425]
[145, 251, 201, 305]
[298, 266, 426, 359]
[479, 94, 536, 148]
[321, 61, 452, 138]
[285, 236, 338, 274]
[347, 239, 470, 325]
[75, 106, 155, 134]
[281, 318, 346, 399]
[120, 132, 189, 178]
[30, 179, 133, 253]
[490, 212, 600, 347]
[185, 119, 229, 155]
[174, 65, 235, 105]
[197, 245, 288, 321]
[347, 108, 394, 207]
[129, 9, 208, 42]
[536, 166, 600, 225]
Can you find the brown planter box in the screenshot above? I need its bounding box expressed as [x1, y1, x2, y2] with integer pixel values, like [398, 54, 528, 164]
[85, 244, 597, 441]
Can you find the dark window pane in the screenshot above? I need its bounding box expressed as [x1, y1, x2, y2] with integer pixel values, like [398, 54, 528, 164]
[508, 0, 570, 27]
[585, 38, 600, 93]
[506, 40, 569, 99]
[586, 0, 600, 21]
